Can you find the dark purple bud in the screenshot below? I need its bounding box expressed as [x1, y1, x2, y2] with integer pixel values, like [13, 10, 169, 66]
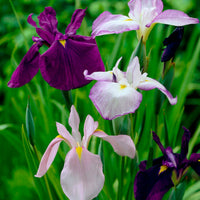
[161, 27, 184, 62]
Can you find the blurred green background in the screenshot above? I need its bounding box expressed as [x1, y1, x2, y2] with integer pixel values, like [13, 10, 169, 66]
[0, 0, 200, 199]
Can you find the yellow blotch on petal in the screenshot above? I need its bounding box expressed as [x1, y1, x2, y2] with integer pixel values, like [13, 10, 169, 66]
[56, 135, 65, 139]
[158, 165, 168, 175]
[124, 18, 133, 21]
[59, 40, 66, 47]
[76, 143, 83, 161]
[120, 84, 127, 90]
[198, 159, 200, 162]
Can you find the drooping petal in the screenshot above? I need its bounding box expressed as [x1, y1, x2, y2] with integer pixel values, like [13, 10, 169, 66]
[8, 42, 42, 88]
[37, 7, 59, 35]
[137, 77, 177, 105]
[94, 130, 135, 158]
[82, 115, 98, 148]
[92, 11, 139, 38]
[134, 164, 173, 200]
[68, 105, 82, 143]
[126, 56, 142, 86]
[65, 9, 86, 35]
[180, 127, 190, 160]
[61, 148, 104, 200]
[56, 122, 76, 147]
[35, 137, 63, 177]
[40, 36, 104, 90]
[89, 81, 142, 120]
[147, 9, 199, 27]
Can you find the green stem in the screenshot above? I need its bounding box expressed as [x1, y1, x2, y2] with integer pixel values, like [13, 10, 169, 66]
[33, 145, 54, 200]
[9, 0, 29, 51]
[62, 90, 73, 110]
[117, 157, 125, 200]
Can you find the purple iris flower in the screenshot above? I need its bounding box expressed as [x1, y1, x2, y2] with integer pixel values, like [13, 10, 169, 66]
[134, 127, 200, 200]
[161, 26, 184, 62]
[8, 7, 105, 90]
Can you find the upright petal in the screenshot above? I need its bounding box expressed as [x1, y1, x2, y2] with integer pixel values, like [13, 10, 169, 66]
[27, 13, 38, 28]
[35, 137, 63, 177]
[65, 9, 86, 35]
[56, 122, 76, 147]
[84, 70, 113, 82]
[92, 11, 139, 37]
[82, 115, 98, 148]
[61, 148, 104, 200]
[40, 36, 104, 90]
[94, 130, 136, 158]
[180, 127, 190, 160]
[37, 7, 59, 35]
[8, 42, 42, 88]
[89, 81, 142, 120]
[126, 56, 142, 86]
[147, 10, 199, 27]
[137, 77, 177, 105]
[68, 105, 82, 143]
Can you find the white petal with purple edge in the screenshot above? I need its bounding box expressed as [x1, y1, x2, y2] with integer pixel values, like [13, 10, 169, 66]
[35, 137, 63, 177]
[147, 9, 199, 27]
[61, 148, 104, 200]
[68, 105, 82, 143]
[92, 11, 139, 37]
[94, 130, 136, 158]
[138, 77, 177, 105]
[89, 81, 142, 120]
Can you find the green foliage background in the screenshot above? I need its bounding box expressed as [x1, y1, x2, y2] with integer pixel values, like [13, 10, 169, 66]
[0, 0, 200, 199]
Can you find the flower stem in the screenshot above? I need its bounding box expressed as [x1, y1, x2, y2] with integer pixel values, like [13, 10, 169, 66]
[62, 90, 73, 110]
[117, 156, 125, 200]
[33, 145, 54, 200]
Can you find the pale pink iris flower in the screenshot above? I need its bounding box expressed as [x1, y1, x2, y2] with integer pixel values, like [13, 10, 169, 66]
[84, 57, 177, 120]
[35, 105, 135, 200]
[92, 0, 199, 42]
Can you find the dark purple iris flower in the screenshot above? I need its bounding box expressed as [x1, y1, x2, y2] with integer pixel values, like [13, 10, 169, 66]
[8, 7, 105, 90]
[134, 127, 200, 200]
[161, 26, 184, 62]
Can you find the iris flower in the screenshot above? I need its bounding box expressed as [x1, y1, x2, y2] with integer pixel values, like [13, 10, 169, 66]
[92, 0, 199, 43]
[8, 7, 104, 90]
[35, 105, 135, 200]
[134, 127, 200, 200]
[84, 56, 177, 120]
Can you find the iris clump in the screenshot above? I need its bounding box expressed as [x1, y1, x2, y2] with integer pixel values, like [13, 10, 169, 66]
[8, 7, 105, 90]
[134, 127, 200, 200]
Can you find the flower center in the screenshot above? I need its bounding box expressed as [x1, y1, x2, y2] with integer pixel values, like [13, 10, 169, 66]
[76, 142, 83, 161]
[120, 84, 127, 89]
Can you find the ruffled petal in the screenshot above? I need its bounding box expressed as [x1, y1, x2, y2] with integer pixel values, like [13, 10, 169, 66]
[40, 36, 104, 90]
[82, 115, 98, 148]
[92, 11, 139, 37]
[138, 77, 177, 105]
[37, 7, 59, 35]
[35, 137, 63, 177]
[134, 164, 173, 200]
[65, 9, 86, 35]
[56, 122, 76, 147]
[61, 148, 104, 200]
[8, 42, 42, 88]
[68, 105, 82, 143]
[94, 130, 136, 158]
[89, 81, 142, 120]
[147, 9, 199, 27]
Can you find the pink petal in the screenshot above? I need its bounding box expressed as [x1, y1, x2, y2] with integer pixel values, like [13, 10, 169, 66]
[147, 9, 199, 27]
[92, 11, 139, 37]
[94, 130, 136, 158]
[68, 106, 82, 143]
[56, 122, 76, 147]
[89, 81, 142, 120]
[35, 137, 63, 177]
[138, 77, 177, 105]
[61, 148, 104, 200]
[82, 115, 99, 148]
